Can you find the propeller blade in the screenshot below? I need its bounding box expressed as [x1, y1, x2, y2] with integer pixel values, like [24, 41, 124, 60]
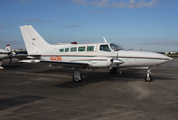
[110, 62, 115, 70]
[109, 58, 124, 70]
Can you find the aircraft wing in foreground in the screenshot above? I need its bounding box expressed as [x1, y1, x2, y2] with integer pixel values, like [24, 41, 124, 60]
[20, 25, 172, 82]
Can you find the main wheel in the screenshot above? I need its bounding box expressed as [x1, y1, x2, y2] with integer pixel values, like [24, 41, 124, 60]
[73, 75, 82, 83]
[145, 75, 153, 82]
[110, 67, 117, 75]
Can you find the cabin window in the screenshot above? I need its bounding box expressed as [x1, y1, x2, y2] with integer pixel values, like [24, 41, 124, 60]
[70, 47, 77, 52]
[59, 49, 64, 52]
[65, 48, 69, 52]
[78, 47, 85, 52]
[100, 45, 111, 52]
[87, 46, 94, 51]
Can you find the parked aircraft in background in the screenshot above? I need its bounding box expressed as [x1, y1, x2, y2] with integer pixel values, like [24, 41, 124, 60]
[20, 25, 172, 82]
[0, 45, 12, 69]
[5, 44, 10, 51]
[0, 44, 32, 70]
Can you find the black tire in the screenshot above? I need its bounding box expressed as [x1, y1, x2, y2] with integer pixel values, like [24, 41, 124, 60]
[73, 75, 82, 83]
[110, 67, 117, 75]
[145, 75, 153, 82]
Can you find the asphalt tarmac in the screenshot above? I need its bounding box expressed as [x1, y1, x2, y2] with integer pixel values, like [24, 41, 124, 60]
[0, 58, 178, 120]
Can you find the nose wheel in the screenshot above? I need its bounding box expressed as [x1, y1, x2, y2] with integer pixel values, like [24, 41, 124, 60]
[145, 67, 153, 82]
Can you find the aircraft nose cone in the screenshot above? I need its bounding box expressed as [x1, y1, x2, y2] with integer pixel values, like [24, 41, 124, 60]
[161, 54, 172, 60]
[144, 52, 172, 66]
[158, 53, 173, 65]
[168, 56, 173, 61]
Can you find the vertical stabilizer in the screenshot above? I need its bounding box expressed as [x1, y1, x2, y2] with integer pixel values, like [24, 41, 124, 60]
[20, 25, 51, 54]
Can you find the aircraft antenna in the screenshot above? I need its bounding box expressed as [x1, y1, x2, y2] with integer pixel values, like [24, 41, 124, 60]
[103, 37, 107, 43]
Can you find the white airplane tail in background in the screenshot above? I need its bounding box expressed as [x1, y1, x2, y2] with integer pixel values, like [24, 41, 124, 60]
[20, 25, 51, 54]
[5, 44, 10, 51]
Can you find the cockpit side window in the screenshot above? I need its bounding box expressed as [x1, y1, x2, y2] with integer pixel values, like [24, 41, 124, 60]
[100, 45, 111, 52]
[110, 43, 124, 51]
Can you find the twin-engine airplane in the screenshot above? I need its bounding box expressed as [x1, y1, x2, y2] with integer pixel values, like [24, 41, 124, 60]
[20, 25, 172, 82]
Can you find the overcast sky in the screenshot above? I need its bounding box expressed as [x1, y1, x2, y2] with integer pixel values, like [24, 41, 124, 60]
[0, 0, 178, 52]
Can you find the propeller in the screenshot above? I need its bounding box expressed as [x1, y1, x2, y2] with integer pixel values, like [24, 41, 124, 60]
[109, 50, 124, 70]
[9, 58, 12, 64]
[102, 37, 124, 73]
[7, 52, 13, 64]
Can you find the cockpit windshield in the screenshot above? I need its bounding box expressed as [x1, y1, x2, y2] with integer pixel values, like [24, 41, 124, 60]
[110, 43, 124, 51]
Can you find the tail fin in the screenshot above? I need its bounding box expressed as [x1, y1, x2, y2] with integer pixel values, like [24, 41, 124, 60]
[5, 44, 10, 51]
[20, 25, 51, 54]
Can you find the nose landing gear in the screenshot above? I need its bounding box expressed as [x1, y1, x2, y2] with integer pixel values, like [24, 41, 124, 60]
[145, 67, 153, 82]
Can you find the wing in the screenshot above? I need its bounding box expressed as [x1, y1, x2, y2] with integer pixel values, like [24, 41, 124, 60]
[10, 54, 41, 59]
[40, 60, 90, 68]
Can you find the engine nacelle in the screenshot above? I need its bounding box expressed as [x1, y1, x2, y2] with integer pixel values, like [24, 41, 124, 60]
[19, 59, 40, 63]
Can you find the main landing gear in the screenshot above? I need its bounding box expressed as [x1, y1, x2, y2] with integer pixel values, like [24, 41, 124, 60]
[145, 67, 153, 82]
[73, 68, 82, 83]
[110, 66, 122, 75]
[110, 67, 117, 74]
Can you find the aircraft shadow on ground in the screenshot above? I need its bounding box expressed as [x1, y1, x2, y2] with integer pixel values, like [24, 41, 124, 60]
[35, 67, 74, 74]
[2, 62, 175, 88]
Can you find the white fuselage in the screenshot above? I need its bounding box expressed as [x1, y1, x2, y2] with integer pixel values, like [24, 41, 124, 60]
[39, 43, 171, 68]
[19, 25, 173, 82]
